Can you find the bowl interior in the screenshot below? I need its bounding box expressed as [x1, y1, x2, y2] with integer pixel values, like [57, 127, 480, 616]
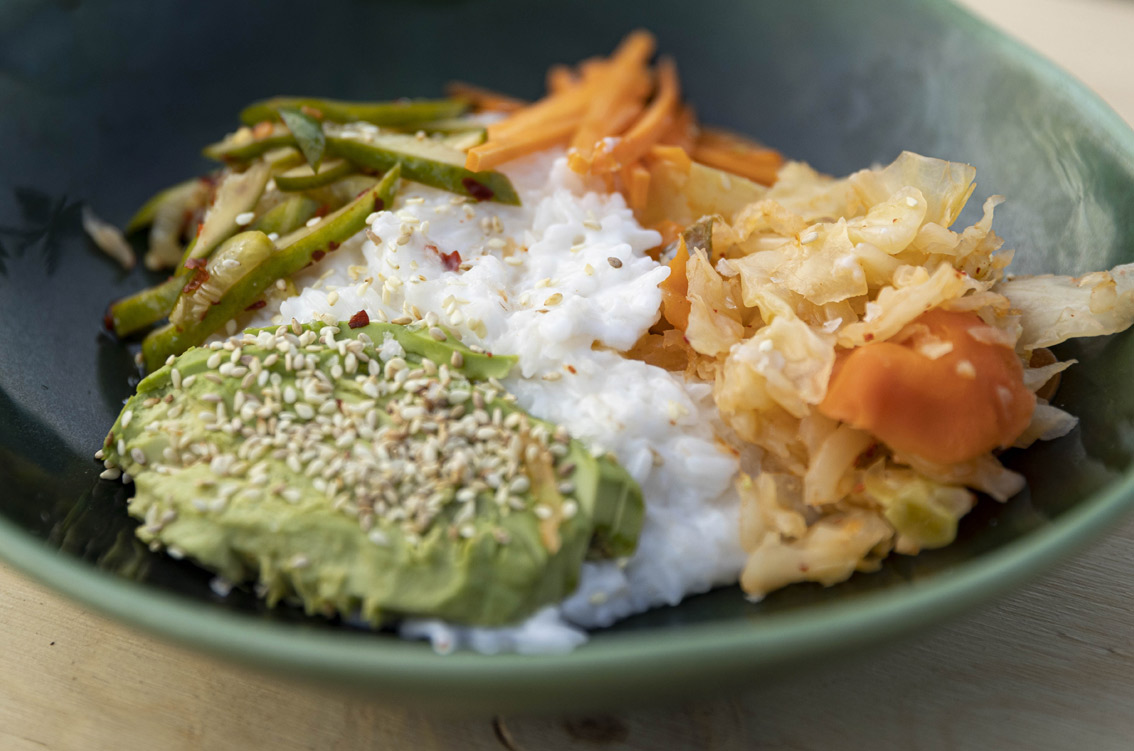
[2, 0, 1134, 712]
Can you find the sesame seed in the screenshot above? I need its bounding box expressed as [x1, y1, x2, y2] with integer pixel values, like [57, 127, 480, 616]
[206, 352, 223, 369]
[235, 211, 255, 226]
[607, 256, 623, 269]
[121, 410, 134, 428]
[800, 230, 819, 244]
[99, 468, 121, 481]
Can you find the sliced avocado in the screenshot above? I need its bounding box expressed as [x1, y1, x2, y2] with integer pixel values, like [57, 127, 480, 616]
[105, 319, 643, 627]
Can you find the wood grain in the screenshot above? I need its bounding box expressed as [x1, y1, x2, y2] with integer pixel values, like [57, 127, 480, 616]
[4, 1, 1134, 749]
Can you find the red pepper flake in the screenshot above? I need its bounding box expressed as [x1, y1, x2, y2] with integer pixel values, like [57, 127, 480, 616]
[299, 105, 324, 120]
[102, 307, 115, 331]
[184, 257, 206, 270]
[373, 196, 385, 212]
[183, 267, 210, 294]
[426, 243, 461, 272]
[195, 221, 204, 238]
[252, 121, 275, 139]
[245, 300, 267, 311]
[312, 249, 326, 262]
[315, 204, 329, 218]
[864, 333, 874, 342]
[348, 310, 370, 329]
[328, 240, 340, 252]
[566, 365, 577, 374]
[461, 178, 494, 202]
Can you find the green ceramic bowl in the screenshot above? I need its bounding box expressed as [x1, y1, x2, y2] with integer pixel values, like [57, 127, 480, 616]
[2, 0, 1133, 714]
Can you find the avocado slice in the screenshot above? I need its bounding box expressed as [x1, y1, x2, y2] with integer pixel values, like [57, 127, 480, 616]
[103, 320, 644, 627]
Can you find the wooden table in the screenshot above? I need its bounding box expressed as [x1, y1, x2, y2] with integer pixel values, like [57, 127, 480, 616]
[3, 1, 1133, 748]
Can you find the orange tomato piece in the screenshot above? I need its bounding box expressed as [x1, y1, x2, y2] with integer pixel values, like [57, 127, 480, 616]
[817, 309, 1035, 464]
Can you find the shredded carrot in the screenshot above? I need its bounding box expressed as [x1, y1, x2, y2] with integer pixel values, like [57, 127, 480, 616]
[648, 144, 692, 173]
[623, 162, 652, 215]
[546, 64, 578, 93]
[659, 105, 699, 152]
[660, 236, 691, 330]
[590, 57, 681, 174]
[652, 220, 683, 249]
[692, 143, 783, 185]
[467, 118, 578, 171]
[566, 97, 648, 173]
[691, 127, 784, 185]
[568, 30, 656, 170]
[445, 81, 527, 113]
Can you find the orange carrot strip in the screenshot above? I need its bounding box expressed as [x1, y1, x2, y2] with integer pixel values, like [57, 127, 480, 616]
[691, 144, 783, 185]
[659, 104, 699, 152]
[568, 30, 656, 167]
[546, 64, 579, 93]
[466, 118, 578, 171]
[445, 81, 527, 113]
[648, 144, 692, 173]
[660, 236, 691, 330]
[566, 97, 647, 173]
[591, 57, 681, 174]
[623, 162, 651, 215]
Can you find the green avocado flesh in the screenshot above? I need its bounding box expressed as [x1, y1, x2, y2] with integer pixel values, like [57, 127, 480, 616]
[101, 320, 644, 627]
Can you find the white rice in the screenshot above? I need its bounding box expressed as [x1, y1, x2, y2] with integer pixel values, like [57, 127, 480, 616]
[251, 148, 746, 653]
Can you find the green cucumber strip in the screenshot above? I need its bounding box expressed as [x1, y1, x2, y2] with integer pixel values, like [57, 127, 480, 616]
[141, 165, 401, 370]
[250, 196, 321, 235]
[274, 159, 355, 191]
[239, 97, 468, 127]
[124, 178, 202, 235]
[327, 134, 519, 205]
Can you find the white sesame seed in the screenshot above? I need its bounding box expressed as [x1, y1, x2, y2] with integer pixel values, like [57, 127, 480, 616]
[800, 230, 819, 244]
[99, 468, 121, 481]
[121, 410, 134, 428]
[305, 216, 321, 228]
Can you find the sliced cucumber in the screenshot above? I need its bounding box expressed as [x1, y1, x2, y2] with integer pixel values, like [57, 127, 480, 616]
[274, 159, 356, 191]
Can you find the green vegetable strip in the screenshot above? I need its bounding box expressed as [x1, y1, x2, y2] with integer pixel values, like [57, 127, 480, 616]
[250, 196, 320, 235]
[203, 131, 296, 163]
[239, 97, 468, 127]
[278, 107, 326, 170]
[326, 136, 520, 205]
[141, 165, 401, 370]
[108, 162, 271, 338]
[124, 178, 202, 235]
[106, 275, 185, 337]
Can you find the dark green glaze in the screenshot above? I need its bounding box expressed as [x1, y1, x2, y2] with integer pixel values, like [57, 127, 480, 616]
[1, 0, 1133, 714]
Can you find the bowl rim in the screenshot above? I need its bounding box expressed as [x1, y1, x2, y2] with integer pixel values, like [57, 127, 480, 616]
[3, 0, 1134, 710]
